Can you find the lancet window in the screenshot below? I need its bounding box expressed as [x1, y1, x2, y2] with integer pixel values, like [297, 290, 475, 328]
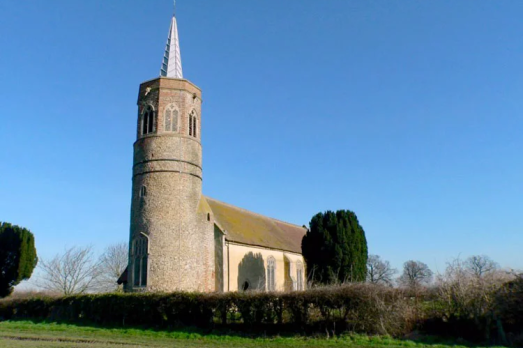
[132, 235, 148, 287]
[142, 105, 155, 135]
[267, 256, 276, 291]
[296, 261, 304, 291]
[189, 110, 198, 138]
[164, 104, 179, 132]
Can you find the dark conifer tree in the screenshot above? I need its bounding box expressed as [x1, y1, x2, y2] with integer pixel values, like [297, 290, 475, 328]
[302, 210, 368, 285]
[0, 222, 38, 297]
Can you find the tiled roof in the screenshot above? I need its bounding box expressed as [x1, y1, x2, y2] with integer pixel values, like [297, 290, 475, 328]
[205, 196, 306, 254]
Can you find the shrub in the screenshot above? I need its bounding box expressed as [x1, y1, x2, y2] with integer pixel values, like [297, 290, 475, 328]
[422, 259, 517, 345]
[0, 222, 38, 298]
[496, 275, 523, 345]
[302, 211, 368, 285]
[0, 284, 413, 337]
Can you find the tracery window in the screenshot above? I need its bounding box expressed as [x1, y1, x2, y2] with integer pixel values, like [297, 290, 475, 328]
[142, 105, 155, 135]
[296, 261, 304, 291]
[189, 110, 198, 138]
[267, 256, 276, 291]
[132, 235, 148, 287]
[164, 104, 179, 132]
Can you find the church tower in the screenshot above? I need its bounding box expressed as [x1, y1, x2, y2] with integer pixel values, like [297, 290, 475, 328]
[127, 10, 215, 292]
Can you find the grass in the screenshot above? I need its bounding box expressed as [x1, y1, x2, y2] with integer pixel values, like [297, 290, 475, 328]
[0, 321, 507, 348]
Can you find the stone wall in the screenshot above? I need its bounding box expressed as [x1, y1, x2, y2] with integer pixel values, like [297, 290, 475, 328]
[224, 242, 305, 292]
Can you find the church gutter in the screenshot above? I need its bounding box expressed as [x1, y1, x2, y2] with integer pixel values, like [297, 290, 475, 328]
[225, 240, 303, 256]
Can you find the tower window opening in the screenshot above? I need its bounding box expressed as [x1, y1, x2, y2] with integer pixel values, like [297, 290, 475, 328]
[193, 117, 197, 138]
[132, 235, 148, 287]
[165, 109, 171, 131]
[267, 256, 276, 291]
[207, 213, 211, 221]
[139, 186, 147, 198]
[172, 110, 178, 132]
[142, 105, 155, 135]
[189, 110, 198, 138]
[164, 105, 178, 132]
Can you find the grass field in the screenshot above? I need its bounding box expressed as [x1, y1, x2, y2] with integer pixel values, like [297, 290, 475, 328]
[0, 321, 506, 348]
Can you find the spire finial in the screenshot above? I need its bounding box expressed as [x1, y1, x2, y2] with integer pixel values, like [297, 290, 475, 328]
[160, 6, 183, 78]
[173, 0, 176, 15]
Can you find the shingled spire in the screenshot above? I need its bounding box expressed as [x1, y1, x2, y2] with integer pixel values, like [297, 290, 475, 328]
[160, 7, 183, 78]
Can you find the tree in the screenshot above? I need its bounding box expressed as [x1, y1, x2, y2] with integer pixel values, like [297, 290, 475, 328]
[367, 254, 397, 286]
[38, 246, 101, 295]
[96, 242, 128, 292]
[0, 222, 38, 298]
[465, 255, 498, 278]
[302, 210, 368, 285]
[398, 260, 433, 289]
[436, 256, 512, 341]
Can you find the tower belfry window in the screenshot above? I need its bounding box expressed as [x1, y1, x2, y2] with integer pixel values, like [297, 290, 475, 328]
[189, 110, 198, 138]
[142, 105, 155, 136]
[164, 105, 178, 132]
[193, 116, 197, 138]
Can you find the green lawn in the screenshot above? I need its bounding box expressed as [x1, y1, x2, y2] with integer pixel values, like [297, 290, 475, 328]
[0, 321, 505, 348]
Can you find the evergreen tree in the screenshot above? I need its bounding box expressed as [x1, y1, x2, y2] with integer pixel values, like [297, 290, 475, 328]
[0, 222, 38, 297]
[302, 210, 368, 285]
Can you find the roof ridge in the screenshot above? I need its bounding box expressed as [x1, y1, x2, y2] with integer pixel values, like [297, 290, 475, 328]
[203, 195, 306, 230]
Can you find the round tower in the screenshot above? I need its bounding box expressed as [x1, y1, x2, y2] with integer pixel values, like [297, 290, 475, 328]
[127, 12, 214, 292]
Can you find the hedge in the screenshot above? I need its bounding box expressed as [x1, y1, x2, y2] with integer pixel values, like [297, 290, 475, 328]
[0, 284, 414, 337]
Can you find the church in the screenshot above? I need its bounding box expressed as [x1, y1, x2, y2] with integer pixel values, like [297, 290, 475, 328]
[119, 11, 306, 293]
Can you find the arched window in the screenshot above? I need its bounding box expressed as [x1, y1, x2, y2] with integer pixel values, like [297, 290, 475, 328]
[142, 105, 155, 135]
[193, 115, 197, 138]
[189, 110, 198, 138]
[267, 256, 276, 291]
[296, 261, 304, 291]
[164, 104, 178, 132]
[132, 235, 148, 287]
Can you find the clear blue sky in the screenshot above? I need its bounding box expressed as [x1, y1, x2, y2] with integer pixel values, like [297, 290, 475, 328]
[1, 0, 522, 278]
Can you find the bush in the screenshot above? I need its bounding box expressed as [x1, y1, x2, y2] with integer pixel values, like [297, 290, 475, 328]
[0, 222, 38, 298]
[302, 211, 368, 285]
[421, 262, 519, 346]
[0, 284, 413, 337]
[496, 275, 523, 345]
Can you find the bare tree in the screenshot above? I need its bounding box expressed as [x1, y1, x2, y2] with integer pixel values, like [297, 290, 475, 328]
[465, 255, 498, 278]
[367, 255, 397, 286]
[436, 256, 513, 341]
[38, 246, 101, 295]
[96, 242, 128, 292]
[398, 260, 433, 289]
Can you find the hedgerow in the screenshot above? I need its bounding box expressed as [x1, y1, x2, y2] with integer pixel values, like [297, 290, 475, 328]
[3, 281, 521, 345]
[0, 284, 414, 337]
